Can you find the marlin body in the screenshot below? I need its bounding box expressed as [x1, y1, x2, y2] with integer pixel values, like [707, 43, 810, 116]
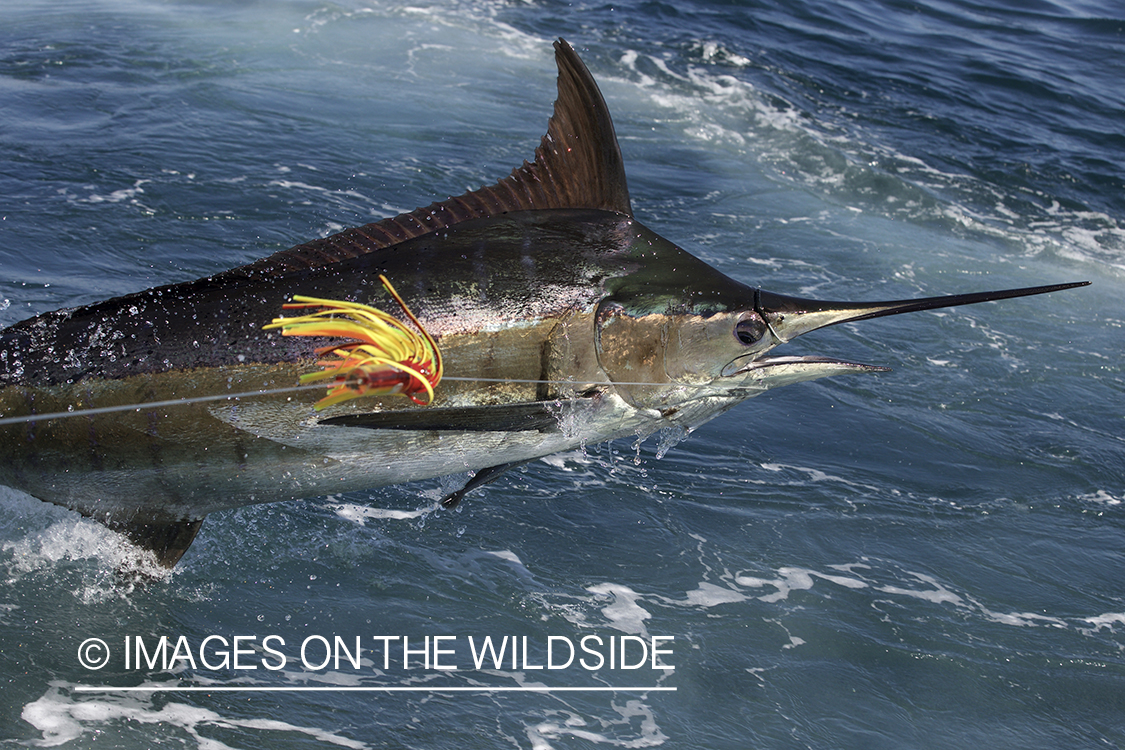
[0, 40, 1086, 567]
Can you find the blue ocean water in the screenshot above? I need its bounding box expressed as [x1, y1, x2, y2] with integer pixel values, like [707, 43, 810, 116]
[0, 0, 1122, 747]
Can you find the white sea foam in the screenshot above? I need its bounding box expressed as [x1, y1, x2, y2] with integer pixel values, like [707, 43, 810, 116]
[1082, 613, 1125, 631]
[980, 610, 1068, 629]
[610, 44, 1125, 275]
[694, 41, 752, 68]
[586, 583, 652, 637]
[331, 500, 437, 523]
[753, 462, 882, 496]
[1079, 490, 1122, 506]
[735, 566, 869, 604]
[525, 698, 668, 749]
[874, 571, 965, 606]
[711, 556, 1122, 646]
[21, 682, 368, 748]
[680, 581, 748, 607]
[79, 179, 150, 205]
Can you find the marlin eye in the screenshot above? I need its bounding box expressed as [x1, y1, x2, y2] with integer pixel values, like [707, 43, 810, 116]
[734, 315, 766, 346]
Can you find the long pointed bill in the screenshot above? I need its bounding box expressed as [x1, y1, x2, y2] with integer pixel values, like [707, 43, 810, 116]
[755, 281, 1090, 342]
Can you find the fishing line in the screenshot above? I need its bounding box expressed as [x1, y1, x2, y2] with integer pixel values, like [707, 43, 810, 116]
[0, 375, 698, 427]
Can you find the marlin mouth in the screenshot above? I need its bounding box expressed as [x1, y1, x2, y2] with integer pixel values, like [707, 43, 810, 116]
[722, 354, 889, 379]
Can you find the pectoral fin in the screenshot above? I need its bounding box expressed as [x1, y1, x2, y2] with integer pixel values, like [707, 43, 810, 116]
[319, 401, 563, 433]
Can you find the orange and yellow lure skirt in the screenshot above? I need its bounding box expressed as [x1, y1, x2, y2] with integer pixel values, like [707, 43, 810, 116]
[264, 275, 443, 410]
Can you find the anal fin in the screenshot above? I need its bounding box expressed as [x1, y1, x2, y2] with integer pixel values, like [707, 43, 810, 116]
[105, 516, 205, 568]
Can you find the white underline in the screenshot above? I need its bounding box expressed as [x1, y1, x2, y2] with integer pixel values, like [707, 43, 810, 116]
[74, 685, 675, 693]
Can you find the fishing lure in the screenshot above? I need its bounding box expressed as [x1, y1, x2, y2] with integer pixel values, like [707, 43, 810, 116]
[264, 275, 443, 409]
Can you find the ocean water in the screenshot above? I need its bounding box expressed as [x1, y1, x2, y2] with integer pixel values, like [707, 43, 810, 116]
[1, 0, 1122, 747]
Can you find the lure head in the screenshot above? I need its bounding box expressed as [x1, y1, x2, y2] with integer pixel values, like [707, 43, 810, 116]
[594, 223, 1088, 423]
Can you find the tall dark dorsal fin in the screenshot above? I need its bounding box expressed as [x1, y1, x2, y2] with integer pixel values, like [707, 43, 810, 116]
[234, 39, 631, 277]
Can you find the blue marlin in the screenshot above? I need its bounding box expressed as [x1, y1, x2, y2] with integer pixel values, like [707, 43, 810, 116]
[0, 40, 1087, 567]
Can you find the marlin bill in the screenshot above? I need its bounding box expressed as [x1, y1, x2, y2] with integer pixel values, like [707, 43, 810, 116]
[0, 40, 1088, 568]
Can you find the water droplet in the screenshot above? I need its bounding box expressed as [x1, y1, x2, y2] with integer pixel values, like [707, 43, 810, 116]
[655, 425, 690, 460]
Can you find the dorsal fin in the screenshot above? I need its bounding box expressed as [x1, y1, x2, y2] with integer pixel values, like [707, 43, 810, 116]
[234, 39, 631, 277]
